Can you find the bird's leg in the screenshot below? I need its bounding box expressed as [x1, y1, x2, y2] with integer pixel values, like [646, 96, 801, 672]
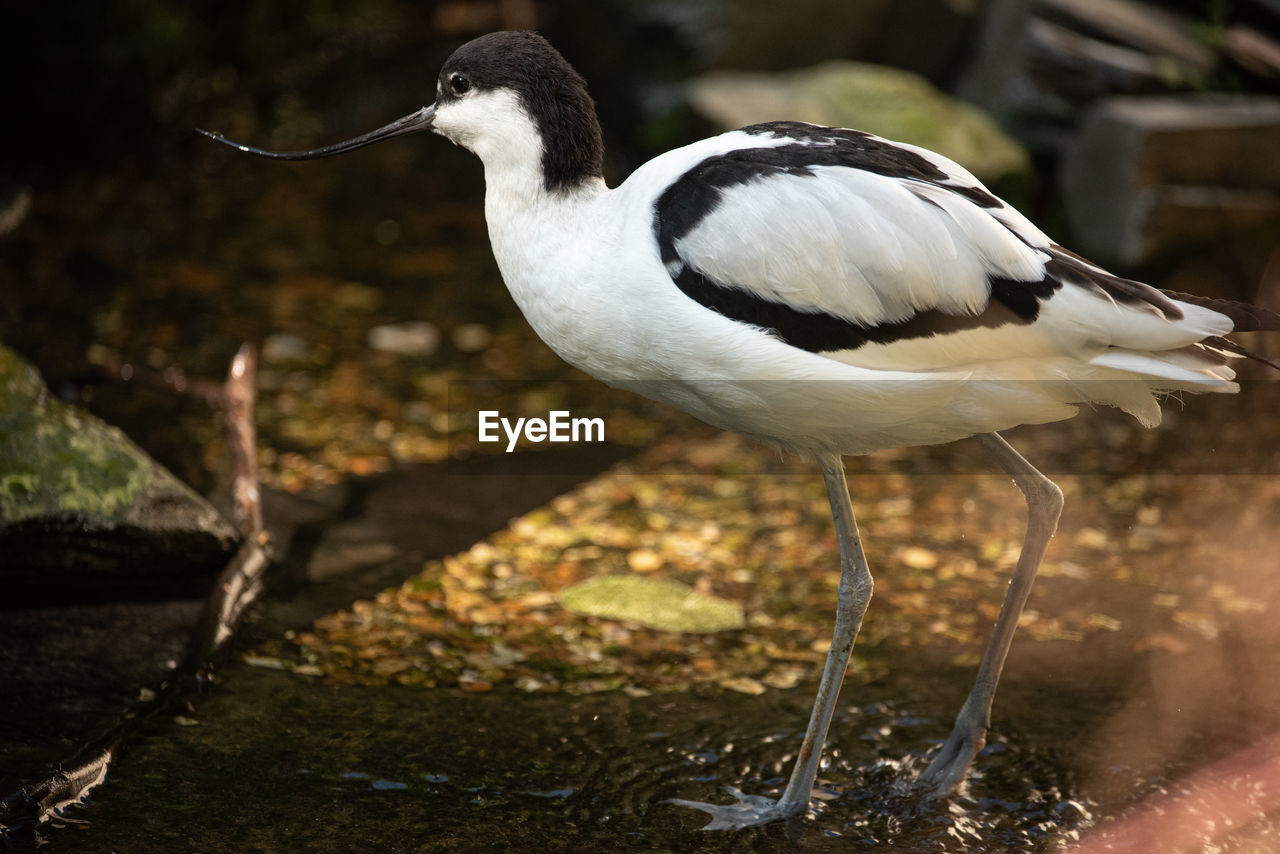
[917, 431, 1063, 795]
[667, 454, 874, 829]
[775, 455, 875, 809]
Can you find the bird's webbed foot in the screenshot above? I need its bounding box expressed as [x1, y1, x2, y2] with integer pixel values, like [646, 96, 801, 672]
[664, 786, 809, 830]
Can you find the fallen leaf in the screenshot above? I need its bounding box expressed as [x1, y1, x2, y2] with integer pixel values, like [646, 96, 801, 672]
[720, 676, 767, 695]
[558, 574, 744, 633]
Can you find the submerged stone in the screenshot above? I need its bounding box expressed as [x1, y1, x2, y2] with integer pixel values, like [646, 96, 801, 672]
[559, 574, 745, 633]
[0, 346, 238, 593]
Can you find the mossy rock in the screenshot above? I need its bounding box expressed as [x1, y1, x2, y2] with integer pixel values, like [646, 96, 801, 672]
[0, 346, 239, 592]
[687, 60, 1031, 190]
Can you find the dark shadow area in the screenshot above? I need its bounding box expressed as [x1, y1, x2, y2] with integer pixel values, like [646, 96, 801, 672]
[0, 443, 630, 803]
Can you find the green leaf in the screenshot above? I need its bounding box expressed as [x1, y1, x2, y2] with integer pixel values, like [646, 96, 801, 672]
[559, 575, 745, 633]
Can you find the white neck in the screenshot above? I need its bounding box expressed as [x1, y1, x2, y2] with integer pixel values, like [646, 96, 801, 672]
[432, 89, 547, 210]
[483, 171, 608, 315]
[432, 86, 613, 369]
[485, 170, 610, 375]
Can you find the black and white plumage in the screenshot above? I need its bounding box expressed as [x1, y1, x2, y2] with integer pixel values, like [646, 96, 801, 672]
[200, 31, 1279, 830]
[642, 119, 1245, 452]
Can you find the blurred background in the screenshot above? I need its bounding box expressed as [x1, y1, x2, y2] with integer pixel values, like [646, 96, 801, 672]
[2, 1, 1280, 851]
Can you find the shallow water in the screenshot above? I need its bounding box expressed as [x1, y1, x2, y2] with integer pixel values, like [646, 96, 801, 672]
[22, 557, 1280, 854]
[30, 657, 1098, 852]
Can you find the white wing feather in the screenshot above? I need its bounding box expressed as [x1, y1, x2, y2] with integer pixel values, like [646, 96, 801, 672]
[664, 143, 1234, 378]
[672, 166, 1044, 326]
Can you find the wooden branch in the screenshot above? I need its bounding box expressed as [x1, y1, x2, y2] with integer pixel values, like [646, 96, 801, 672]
[225, 343, 264, 541]
[186, 342, 270, 666]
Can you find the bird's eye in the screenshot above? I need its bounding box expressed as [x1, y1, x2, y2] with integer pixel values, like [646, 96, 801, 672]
[449, 73, 471, 96]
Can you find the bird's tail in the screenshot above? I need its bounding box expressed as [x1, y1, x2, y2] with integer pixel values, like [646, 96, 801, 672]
[1162, 290, 1280, 371]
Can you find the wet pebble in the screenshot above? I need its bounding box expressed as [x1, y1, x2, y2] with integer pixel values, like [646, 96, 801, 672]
[451, 322, 492, 352]
[368, 321, 441, 356]
[373, 219, 401, 246]
[262, 332, 308, 363]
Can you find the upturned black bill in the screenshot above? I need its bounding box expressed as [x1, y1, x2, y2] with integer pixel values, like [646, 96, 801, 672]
[196, 105, 436, 160]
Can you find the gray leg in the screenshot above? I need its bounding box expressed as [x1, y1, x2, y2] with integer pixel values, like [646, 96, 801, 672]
[667, 453, 874, 828]
[917, 431, 1063, 794]
[775, 454, 876, 810]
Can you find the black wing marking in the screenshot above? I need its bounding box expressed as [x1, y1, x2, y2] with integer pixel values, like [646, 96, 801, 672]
[652, 122, 1241, 356]
[739, 122, 1005, 209]
[653, 125, 1059, 353]
[664, 261, 1057, 354]
[1044, 244, 1183, 319]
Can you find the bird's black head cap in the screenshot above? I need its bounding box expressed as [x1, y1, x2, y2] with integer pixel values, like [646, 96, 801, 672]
[439, 31, 604, 193]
